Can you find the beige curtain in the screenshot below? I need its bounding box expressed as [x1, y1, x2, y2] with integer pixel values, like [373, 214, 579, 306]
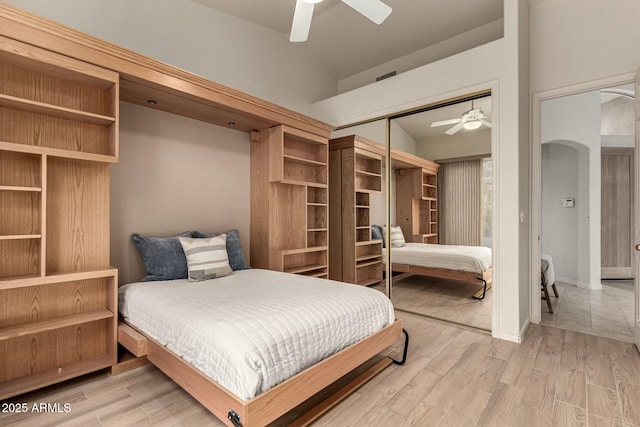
[438, 159, 482, 245]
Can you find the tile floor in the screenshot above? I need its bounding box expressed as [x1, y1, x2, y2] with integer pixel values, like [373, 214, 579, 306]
[540, 280, 636, 343]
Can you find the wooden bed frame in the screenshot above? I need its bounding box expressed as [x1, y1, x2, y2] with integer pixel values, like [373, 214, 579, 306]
[117, 318, 403, 427]
[391, 263, 493, 300]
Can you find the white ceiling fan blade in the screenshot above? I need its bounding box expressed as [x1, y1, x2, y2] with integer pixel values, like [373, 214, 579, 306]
[445, 122, 465, 135]
[290, 0, 315, 42]
[431, 118, 461, 128]
[341, 0, 392, 24]
[478, 118, 492, 128]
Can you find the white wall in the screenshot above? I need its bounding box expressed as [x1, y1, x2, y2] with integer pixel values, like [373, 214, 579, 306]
[2, 0, 336, 114]
[541, 91, 602, 290]
[337, 19, 504, 94]
[416, 128, 491, 161]
[541, 143, 580, 283]
[530, 0, 640, 94]
[312, 0, 530, 342]
[390, 121, 417, 155]
[112, 103, 250, 284]
[331, 120, 386, 144]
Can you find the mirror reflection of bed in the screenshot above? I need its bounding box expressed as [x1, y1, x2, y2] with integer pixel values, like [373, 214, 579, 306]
[388, 93, 494, 332]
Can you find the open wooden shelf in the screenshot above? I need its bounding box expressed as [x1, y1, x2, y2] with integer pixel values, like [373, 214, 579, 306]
[356, 259, 382, 269]
[308, 272, 328, 279]
[285, 263, 328, 275]
[0, 234, 41, 240]
[356, 254, 382, 263]
[0, 354, 113, 400]
[355, 170, 382, 178]
[0, 185, 41, 192]
[0, 268, 117, 291]
[283, 154, 327, 167]
[0, 308, 113, 341]
[0, 141, 118, 164]
[281, 178, 327, 188]
[357, 277, 382, 287]
[0, 94, 115, 126]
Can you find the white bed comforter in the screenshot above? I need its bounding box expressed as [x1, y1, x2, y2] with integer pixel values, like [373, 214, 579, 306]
[384, 243, 492, 273]
[118, 269, 395, 401]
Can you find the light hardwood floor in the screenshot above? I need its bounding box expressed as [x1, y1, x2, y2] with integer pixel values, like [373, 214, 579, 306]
[376, 275, 493, 331]
[540, 281, 636, 343]
[1, 312, 639, 427]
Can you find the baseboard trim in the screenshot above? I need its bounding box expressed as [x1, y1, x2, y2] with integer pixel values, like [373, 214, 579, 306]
[578, 281, 602, 291]
[556, 276, 578, 286]
[495, 319, 528, 344]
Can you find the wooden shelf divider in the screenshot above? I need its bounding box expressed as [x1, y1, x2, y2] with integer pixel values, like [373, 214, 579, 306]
[0, 185, 41, 192]
[0, 93, 116, 126]
[0, 234, 41, 240]
[0, 308, 113, 341]
[0, 141, 118, 164]
[0, 354, 113, 400]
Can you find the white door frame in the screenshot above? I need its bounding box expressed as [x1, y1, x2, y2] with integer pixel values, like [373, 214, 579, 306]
[530, 72, 636, 324]
[635, 69, 640, 348]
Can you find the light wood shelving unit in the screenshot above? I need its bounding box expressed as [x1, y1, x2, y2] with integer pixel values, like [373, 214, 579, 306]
[396, 167, 440, 244]
[0, 36, 119, 400]
[329, 137, 383, 285]
[251, 125, 330, 279]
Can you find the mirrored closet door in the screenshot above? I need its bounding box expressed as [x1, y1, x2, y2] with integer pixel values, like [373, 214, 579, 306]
[388, 94, 494, 331]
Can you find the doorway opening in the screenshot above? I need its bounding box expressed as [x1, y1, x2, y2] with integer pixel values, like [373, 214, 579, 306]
[535, 83, 636, 343]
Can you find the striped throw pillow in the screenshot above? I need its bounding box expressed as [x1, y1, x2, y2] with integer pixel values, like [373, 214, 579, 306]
[385, 225, 406, 247]
[179, 235, 233, 281]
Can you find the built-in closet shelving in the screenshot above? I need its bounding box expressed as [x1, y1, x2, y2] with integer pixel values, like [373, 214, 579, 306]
[329, 136, 383, 286]
[251, 125, 329, 279]
[0, 36, 119, 399]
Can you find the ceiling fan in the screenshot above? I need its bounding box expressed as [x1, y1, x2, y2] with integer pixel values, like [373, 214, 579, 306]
[290, 0, 392, 42]
[430, 100, 492, 135]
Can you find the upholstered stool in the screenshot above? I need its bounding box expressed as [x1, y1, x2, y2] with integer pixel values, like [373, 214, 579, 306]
[541, 253, 559, 313]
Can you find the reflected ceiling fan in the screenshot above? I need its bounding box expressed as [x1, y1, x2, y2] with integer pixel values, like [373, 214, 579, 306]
[430, 100, 492, 135]
[290, 0, 392, 42]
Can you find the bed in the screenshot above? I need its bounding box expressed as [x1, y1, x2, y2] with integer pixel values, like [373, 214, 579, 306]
[117, 268, 403, 426]
[384, 242, 493, 300]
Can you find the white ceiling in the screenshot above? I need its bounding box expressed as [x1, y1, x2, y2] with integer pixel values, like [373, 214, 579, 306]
[189, 0, 503, 80]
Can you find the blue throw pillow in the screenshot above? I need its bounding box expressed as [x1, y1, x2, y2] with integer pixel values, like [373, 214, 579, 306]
[193, 229, 250, 270]
[371, 224, 385, 248]
[132, 231, 193, 281]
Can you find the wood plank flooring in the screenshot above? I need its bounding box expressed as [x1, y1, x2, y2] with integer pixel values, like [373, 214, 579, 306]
[1, 312, 639, 426]
[377, 274, 493, 331]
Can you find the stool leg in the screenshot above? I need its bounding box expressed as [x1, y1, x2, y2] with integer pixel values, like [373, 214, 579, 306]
[542, 282, 553, 313]
[552, 283, 559, 298]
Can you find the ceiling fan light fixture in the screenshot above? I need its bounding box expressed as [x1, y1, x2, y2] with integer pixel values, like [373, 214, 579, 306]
[463, 120, 482, 130]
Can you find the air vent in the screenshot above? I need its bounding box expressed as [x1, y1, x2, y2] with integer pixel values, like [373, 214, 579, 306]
[376, 71, 397, 82]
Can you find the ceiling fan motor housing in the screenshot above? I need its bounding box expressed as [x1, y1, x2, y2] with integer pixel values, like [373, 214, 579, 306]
[463, 109, 485, 121]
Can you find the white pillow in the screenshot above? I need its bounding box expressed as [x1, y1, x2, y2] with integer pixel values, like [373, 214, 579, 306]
[179, 235, 233, 281]
[384, 225, 406, 247]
